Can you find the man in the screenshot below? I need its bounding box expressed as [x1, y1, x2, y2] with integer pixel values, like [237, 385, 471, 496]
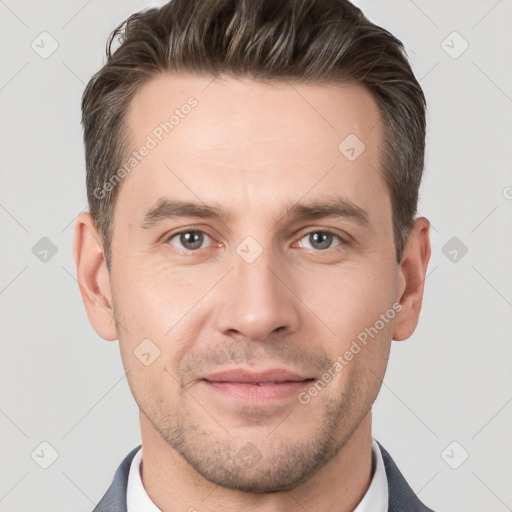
[73, 0, 434, 510]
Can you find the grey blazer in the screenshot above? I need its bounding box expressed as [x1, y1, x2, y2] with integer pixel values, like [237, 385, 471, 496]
[92, 441, 436, 511]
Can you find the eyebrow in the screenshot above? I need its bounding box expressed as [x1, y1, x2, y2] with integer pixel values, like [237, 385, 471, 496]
[140, 199, 228, 229]
[140, 196, 369, 230]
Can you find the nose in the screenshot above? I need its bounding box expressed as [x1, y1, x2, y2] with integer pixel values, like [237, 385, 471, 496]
[213, 241, 302, 341]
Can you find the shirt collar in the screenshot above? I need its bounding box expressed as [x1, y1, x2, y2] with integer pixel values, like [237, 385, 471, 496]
[126, 446, 161, 512]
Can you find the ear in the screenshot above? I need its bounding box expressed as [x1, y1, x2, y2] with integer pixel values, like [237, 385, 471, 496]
[393, 217, 431, 341]
[72, 212, 118, 341]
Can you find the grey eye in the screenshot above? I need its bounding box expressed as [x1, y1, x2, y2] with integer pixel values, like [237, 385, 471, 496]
[169, 230, 211, 251]
[299, 231, 341, 251]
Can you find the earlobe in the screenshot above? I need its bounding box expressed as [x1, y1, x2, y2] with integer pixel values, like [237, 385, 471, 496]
[392, 217, 431, 341]
[73, 212, 118, 341]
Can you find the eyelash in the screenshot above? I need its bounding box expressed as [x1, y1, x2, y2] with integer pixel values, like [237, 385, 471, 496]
[164, 228, 348, 255]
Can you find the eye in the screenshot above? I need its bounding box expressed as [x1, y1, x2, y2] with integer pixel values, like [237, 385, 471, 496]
[297, 230, 343, 251]
[167, 230, 213, 251]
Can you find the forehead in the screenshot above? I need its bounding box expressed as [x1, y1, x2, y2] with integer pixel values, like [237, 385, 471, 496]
[118, 72, 388, 225]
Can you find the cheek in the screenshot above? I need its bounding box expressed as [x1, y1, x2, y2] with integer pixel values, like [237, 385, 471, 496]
[113, 259, 198, 331]
[302, 262, 398, 342]
[112, 262, 210, 373]
[301, 263, 396, 395]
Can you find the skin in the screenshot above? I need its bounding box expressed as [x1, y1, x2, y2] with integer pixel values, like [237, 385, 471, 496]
[73, 73, 431, 512]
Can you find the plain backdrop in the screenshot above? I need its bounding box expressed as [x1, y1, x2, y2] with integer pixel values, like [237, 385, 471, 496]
[1, 0, 511, 511]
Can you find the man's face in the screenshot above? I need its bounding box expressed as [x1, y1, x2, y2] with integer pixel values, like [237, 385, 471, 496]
[108, 73, 401, 491]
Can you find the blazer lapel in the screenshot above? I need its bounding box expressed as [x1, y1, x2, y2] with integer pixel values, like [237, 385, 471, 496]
[376, 441, 436, 512]
[92, 445, 141, 512]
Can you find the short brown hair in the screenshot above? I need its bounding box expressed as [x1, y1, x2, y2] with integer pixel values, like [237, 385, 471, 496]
[82, 0, 426, 270]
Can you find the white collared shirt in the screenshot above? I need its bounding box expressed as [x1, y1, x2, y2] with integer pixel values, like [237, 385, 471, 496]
[127, 437, 388, 511]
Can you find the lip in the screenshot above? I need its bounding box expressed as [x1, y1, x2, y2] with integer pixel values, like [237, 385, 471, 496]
[201, 368, 315, 404]
[202, 368, 313, 384]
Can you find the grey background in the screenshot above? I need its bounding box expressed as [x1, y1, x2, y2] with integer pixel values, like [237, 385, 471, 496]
[1, 0, 511, 510]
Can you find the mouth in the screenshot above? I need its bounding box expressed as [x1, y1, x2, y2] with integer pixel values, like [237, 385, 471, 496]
[225, 381, 310, 386]
[203, 368, 315, 383]
[201, 368, 316, 403]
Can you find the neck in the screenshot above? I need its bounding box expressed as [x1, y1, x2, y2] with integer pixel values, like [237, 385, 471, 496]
[139, 410, 374, 512]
